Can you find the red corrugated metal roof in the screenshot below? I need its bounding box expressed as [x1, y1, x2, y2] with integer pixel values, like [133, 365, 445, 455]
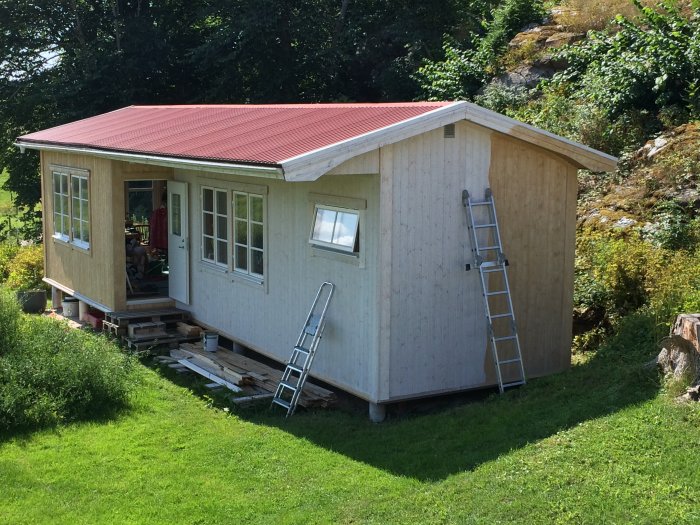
[18, 103, 453, 166]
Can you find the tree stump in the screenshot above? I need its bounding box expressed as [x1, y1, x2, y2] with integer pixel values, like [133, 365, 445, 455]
[657, 314, 700, 400]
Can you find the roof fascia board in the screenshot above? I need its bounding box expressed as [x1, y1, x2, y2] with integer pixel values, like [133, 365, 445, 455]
[462, 104, 619, 172]
[280, 102, 469, 181]
[281, 101, 617, 181]
[15, 142, 284, 179]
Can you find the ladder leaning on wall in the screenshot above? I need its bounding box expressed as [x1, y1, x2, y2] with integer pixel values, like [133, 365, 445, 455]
[463, 188, 526, 393]
[271, 281, 335, 417]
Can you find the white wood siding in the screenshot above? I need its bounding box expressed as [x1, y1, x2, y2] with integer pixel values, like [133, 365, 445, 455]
[174, 170, 381, 400]
[382, 122, 492, 400]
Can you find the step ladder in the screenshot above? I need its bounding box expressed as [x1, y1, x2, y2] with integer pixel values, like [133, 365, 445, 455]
[271, 281, 335, 416]
[463, 188, 526, 393]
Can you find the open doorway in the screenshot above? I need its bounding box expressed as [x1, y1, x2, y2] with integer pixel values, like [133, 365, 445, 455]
[125, 180, 169, 299]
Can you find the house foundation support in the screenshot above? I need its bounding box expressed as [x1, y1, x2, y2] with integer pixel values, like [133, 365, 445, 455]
[78, 300, 89, 322]
[51, 287, 63, 309]
[369, 402, 386, 423]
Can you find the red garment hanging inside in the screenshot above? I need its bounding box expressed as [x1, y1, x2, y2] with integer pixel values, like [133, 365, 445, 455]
[149, 207, 168, 250]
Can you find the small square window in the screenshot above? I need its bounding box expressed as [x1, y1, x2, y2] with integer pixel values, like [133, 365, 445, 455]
[309, 205, 359, 253]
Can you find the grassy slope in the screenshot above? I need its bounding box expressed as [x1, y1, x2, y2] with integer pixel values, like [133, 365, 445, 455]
[1, 317, 699, 524]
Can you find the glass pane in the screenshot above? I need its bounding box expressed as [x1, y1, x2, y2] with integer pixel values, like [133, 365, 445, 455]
[54, 211, 61, 234]
[128, 190, 153, 222]
[217, 216, 227, 240]
[72, 218, 80, 239]
[203, 236, 214, 260]
[234, 193, 247, 219]
[203, 212, 213, 236]
[235, 219, 247, 245]
[332, 211, 359, 248]
[61, 174, 68, 194]
[54, 193, 61, 214]
[235, 246, 248, 271]
[216, 190, 227, 215]
[72, 196, 81, 220]
[72, 176, 80, 196]
[216, 241, 228, 265]
[312, 208, 336, 243]
[82, 221, 90, 243]
[250, 196, 263, 222]
[53, 174, 61, 194]
[202, 188, 213, 212]
[80, 177, 88, 198]
[171, 193, 181, 236]
[251, 249, 263, 276]
[81, 199, 89, 222]
[251, 223, 263, 249]
[128, 180, 153, 189]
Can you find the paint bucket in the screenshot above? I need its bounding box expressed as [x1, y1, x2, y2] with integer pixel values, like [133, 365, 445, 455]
[202, 331, 219, 352]
[62, 297, 79, 318]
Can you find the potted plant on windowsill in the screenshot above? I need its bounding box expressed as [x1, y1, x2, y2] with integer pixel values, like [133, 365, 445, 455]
[6, 244, 48, 314]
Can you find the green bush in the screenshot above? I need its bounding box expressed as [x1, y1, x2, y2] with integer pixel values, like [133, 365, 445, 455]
[5, 243, 45, 291]
[0, 289, 137, 432]
[0, 286, 21, 355]
[0, 242, 19, 282]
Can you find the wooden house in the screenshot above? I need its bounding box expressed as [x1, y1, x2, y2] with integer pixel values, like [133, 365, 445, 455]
[16, 102, 617, 420]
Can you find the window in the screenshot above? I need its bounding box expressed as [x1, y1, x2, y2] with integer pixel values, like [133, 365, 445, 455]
[201, 187, 229, 267]
[52, 168, 90, 249]
[127, 180, 154, 222]
[233, 191, 264, 279]
[309, 205, 359, 253]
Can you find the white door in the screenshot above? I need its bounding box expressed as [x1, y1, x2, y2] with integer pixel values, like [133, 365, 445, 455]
[168, 181, 189, 304]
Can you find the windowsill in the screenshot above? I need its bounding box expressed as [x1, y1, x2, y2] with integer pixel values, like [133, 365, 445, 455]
[198, 261, 265, 289]
[52, 235, 91, 254]
[308, 245, 362, 266]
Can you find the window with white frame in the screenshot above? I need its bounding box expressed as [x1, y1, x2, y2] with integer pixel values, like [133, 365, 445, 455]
[201, 187, 229, 267]
[52, 168, 90, 249]
[309, 205, 359, 254]
[233, 191, 264, 279]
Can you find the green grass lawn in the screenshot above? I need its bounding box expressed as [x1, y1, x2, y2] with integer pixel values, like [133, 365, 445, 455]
[1, 315, 700, 524]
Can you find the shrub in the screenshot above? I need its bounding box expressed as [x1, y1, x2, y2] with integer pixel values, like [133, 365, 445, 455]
[0, 287, 21, 355]
[5, 243, 45, 291]
[0, 313, 137, 432]
[0, 242, 19, 282]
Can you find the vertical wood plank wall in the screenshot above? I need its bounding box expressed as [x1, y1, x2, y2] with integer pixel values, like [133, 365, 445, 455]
[42, 153, 173, 311]
[488, 134, 577, 378]
[175, 170, 381, 400]
[382, 122, 492, 400]
[42, 152, 117, 309]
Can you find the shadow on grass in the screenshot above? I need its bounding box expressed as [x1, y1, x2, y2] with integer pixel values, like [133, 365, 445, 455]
[240, 312, 663, 481]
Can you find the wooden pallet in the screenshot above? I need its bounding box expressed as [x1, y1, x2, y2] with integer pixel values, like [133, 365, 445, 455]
[176, 343, 336, 408]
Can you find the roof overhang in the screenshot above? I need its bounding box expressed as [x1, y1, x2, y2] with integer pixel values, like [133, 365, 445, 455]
[14, 142, 285, 179]
[276, 101, 618, 180]
[15, 101, 617, 181]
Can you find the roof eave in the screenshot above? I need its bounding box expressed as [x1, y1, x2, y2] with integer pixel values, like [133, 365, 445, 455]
[279, 101, 618, 181]
[14, 141, 285, 179]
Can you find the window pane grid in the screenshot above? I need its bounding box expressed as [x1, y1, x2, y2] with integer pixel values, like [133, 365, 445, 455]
[233, 192, 264, 279]
[202, 188, 229, 266]
[310, 205, 359, 253]
[53, 171, 88, 247]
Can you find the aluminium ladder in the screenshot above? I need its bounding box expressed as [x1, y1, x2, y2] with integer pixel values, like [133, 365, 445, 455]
[271, 281, 335, 416]
[463, 188, 526, 393]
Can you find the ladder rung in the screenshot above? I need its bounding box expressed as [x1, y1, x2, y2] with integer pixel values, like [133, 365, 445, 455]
[287, 363, 304, 374]
[271, 398, 291, 410]
[498, 358, 521, 365]
[493, 335, 517, 342]
[479, 246, 500, 250]
[293, 345, 310, 355]
[470, 200, 491, 206]
[474, 223, 496, 229]
[485, 291, 508, 296]
[481, 262, 505, 271]
[502, 380, 525, 389]
[491, 313, 513, 319]
[279, 381, 298, 391]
